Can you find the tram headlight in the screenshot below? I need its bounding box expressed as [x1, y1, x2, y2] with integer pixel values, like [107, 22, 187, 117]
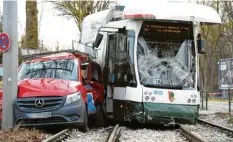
[191, 95, 193, 98]
[192, 99, 196, 103]
[187, 99, 191, 103]
[151, 96, 155, 101]
[194, 95, 197, 98]
[145, 96, 150, 101]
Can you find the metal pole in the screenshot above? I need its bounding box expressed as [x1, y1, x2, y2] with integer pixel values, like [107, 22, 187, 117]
[229, 88, 231, 114]
[205, 91, 208, 110]
[201, 91, 204, 108]
[2, 0, 18, 129]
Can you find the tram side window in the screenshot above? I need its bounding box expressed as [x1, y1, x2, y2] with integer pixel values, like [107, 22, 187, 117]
[108, 33, 136, 87]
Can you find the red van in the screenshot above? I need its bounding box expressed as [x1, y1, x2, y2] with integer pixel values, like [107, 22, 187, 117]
[13, 51, 106, 132]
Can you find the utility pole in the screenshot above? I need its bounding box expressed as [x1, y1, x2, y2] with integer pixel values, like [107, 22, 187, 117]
[2, 0, 18, 129]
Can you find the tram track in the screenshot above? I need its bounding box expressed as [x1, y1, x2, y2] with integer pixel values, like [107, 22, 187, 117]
[178, 124, 205, 142]
[42, 126, 115, 142]
[42, 119, 233, 142]
[107, 124, 206, 142]
[180, 119, 233, 142]
[197, 118, 233, 137]
[41, 124, 206, 142]
[42, 129, 71, 142]
[106, 124, 120, 142]
[42, 125, 119, 142]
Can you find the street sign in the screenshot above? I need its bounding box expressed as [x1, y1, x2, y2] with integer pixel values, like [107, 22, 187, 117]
[218, 58, 233, 89]
[0, 32, 10, 52]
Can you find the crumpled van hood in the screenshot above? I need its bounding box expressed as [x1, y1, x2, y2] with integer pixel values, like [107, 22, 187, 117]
[18, 78, 82, 98]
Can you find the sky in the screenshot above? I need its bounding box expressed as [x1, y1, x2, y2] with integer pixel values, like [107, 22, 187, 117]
[0, 0, 80, 50]
[0, 0, 200, 50]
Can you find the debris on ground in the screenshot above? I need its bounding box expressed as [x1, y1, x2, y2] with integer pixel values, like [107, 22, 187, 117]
[0, 126, 49, 142]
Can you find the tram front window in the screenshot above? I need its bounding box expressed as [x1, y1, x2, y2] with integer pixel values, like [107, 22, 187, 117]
[137, 21, 195, 89]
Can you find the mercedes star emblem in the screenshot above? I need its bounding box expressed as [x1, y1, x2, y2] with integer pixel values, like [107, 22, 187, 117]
[35, 99, 44, 108]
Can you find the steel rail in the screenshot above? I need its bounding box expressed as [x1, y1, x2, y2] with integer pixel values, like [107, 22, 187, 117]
[198, 118, 233, 134]
[178, 124, 206, 142]
[42, 129, 70, 142]
[106, 124, 120, 142]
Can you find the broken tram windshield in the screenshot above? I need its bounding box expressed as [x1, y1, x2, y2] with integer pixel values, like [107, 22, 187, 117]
[137, 21, 195, 89]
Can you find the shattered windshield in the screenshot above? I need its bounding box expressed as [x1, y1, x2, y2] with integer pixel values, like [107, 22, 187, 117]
[137, 21, 195, 89]
[18, 59, 78, 81]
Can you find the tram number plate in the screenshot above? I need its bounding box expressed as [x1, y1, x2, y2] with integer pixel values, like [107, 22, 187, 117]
[26, 112, 51, 119]
[153, 79, 161, 84]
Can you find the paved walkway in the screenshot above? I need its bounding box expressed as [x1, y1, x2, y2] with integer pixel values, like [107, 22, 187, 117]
[199, 101, 233, 114]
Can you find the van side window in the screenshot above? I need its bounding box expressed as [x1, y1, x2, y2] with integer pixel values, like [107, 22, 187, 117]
[81, 64, 89, 82]
[91, 65, 99, 82]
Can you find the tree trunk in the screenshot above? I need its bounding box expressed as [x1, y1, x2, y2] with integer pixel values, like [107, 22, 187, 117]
[26, 1, 38, 49]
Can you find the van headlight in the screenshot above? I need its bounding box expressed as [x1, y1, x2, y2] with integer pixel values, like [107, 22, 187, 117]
[64, 92, 81, 105]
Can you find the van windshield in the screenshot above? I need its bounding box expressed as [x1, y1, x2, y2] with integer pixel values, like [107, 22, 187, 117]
[18, 59, 78, 81]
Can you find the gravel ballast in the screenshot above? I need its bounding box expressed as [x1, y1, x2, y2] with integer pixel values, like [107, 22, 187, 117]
[64, 127, 112, 142]
[119, 127, 188, 142]
[182, 124, 233, 142]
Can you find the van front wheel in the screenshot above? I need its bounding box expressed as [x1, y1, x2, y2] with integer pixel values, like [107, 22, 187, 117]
[79, 105, 88, 132]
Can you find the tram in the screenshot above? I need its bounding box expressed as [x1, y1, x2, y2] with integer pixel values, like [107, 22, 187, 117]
[80, 1, 221, 124]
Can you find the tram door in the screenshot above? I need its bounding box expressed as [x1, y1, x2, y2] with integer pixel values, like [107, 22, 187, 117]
[104, 31, 136, 121]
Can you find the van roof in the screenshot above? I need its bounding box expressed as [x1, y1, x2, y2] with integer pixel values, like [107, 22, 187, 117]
[25, 52, 78, 63]
[24, 52, 99, 65]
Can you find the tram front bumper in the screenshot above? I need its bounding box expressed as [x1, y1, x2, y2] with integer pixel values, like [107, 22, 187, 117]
[143, 103, 199, 124]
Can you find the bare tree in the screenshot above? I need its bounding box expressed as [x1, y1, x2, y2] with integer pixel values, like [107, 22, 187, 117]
[52, 0, 112, 31]
[198, 1, 233, 92]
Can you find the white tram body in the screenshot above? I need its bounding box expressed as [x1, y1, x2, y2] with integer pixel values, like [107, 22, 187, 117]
[80, 1, 221, 124]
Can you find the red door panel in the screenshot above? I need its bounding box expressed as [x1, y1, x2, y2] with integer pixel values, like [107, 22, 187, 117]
[89, 82, 104, 104]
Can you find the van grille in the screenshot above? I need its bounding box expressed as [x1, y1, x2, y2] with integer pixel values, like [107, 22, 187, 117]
[17, 117, 66, 125]
[16, 96, 65, 112]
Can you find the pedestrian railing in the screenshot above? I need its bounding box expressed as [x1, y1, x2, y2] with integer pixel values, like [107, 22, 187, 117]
[200, 89, 233, 114]
[200, 90, 208, 110]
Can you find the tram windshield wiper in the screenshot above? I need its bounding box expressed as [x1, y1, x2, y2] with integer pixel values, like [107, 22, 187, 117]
[177, 69, 196, 88]
[143, 84, 183, 90]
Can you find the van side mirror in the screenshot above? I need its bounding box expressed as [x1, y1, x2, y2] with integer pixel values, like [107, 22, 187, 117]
[197, 39, 206, 54]
[93, 33, 103, 49]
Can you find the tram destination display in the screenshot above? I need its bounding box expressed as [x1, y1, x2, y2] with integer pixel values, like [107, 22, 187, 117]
[219, 58, 233, 89]
[140, 21, 193, 41]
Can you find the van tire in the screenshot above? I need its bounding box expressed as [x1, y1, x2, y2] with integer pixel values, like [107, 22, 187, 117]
[79, 105, 88, 132]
